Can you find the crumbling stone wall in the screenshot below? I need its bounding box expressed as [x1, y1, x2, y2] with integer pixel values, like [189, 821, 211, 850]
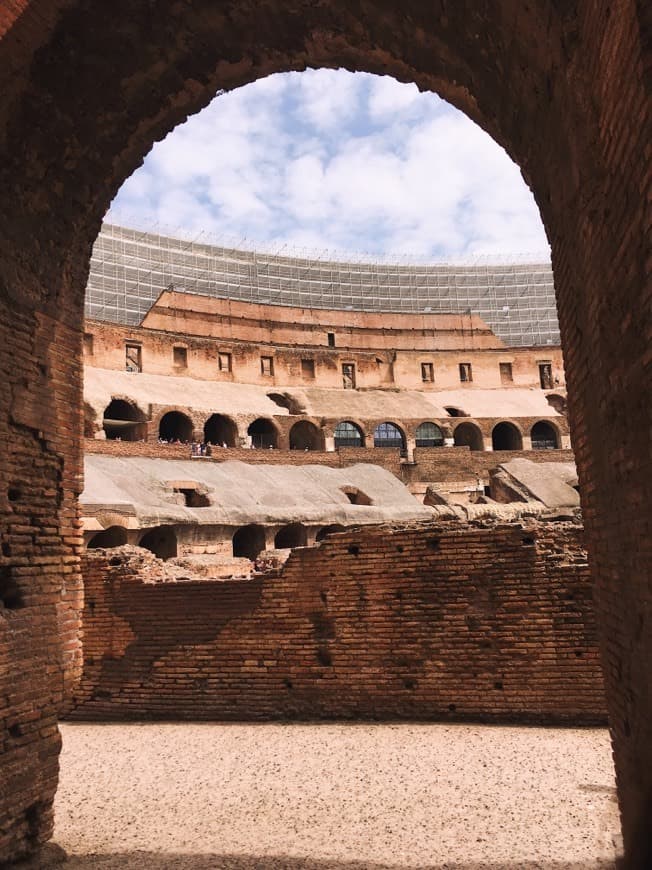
[0, 0, 649, 863]
[70, 521, 605, 723]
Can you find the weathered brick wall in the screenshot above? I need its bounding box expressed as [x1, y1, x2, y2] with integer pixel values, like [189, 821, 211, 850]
[410, 447, 576, 483]
[70, 521, 606, 723]
[0, 0, 650, 863]
[0, 306, 83, 861]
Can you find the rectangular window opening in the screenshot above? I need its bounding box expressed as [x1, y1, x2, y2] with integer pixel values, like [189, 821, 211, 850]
[126, 343, 142, 373]
[301, 358, 315, 379]
[421, 362, 434, 383]
[261, 356, 274, 376]
[459, 362, 472, 383]
[173, 346, 187, 368]
[218, 351, 232, 373]
[327, 332, 336, 347]
[538, 362, 553, 389]
[83, 332, 94, 355]
[342, 363, 356, 390]
[499, 362, 513, 384]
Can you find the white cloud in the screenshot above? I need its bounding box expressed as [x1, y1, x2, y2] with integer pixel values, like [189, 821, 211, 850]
[108, 69, 549, 259]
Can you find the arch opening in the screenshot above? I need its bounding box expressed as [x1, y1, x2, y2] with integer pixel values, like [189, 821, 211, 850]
[492, 422, 523, 452]
[415, 422, 444, 448]
[204, 414, 237, 447]
[159, 411, 193, 443]
[373, 422, 406, 454]
[334, 421, 365, 449]
[289, 420, 323, 451]
[248, 418, 278, 449]
[139, 526, 177, 560]
[274, 523, 307, 549]
[232, 524, 266, 560]
[87, 526, 128, 549]
[531, 421, 559, 450]
[453, 422, 484, 451]
[103, 399, 147, 441]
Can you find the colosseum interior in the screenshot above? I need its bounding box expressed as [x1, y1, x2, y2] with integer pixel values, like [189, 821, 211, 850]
[0, 2, 649, 867]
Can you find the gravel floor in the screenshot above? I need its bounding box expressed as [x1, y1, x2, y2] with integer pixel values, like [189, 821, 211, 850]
[54, 722, 621, 869]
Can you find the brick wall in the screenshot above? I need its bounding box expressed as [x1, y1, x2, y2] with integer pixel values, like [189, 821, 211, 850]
[70, 520, 606, 723]
[410, 447, 576, 483]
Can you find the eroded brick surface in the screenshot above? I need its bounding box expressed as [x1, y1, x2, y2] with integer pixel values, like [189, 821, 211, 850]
[69, 522, 606, 723]
[0, 0, 649, 864]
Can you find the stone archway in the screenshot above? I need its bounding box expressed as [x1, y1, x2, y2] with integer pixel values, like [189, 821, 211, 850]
[491, 421, 523, 451]
[289, 420, 323, 451]
[0, 3, 650, 863]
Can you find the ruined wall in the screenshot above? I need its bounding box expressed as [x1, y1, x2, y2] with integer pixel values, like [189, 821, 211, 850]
[0, 308, 83, 861]
[83, 313, 565, 391]
[0, 0, 650, 863]
[70, 521, 605, 723]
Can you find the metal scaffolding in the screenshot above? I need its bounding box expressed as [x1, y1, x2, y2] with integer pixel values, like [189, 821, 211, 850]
[85, 223, 560, 347]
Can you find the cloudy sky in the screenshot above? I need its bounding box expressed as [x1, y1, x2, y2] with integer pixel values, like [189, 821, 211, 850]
[108, 70, 549, 260]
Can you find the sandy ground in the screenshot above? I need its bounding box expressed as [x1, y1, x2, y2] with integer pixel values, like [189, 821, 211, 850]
[54, 722, 621, 869]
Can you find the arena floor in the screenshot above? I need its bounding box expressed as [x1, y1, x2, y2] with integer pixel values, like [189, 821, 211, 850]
[54, 722, 620, 869]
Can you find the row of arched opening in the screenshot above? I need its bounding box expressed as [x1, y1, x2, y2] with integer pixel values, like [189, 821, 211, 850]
[87, 520, 372, 561]
[336, 419, 560, 451]
[87, 524, 178, 559]
[101, 402, 561, 452]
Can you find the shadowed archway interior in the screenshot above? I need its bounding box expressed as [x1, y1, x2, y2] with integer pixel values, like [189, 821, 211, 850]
[0, 1, 649, 865]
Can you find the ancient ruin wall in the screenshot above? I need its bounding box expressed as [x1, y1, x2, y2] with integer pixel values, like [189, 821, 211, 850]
[70, 521, 605, 723]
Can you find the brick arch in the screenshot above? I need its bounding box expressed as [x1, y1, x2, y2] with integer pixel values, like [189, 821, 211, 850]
[529, 418, 561, 450]
[0, 2, 650, 864]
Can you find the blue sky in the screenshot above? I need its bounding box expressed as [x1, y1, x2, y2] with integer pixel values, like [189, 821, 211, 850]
[108, 70, 549, 260]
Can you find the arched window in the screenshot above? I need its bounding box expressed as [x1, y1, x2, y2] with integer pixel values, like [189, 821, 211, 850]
[334, 421, 364, 448]
[103, 398, 147, 441]
[87, 526, 128, 549]
[491, 421, 523, 451]
[247, 418, 278, 449]
[289, 420, 323, 451]
[373, 422, 406, 453]
[232, 524, 266, 559]
[415, 422, 444, 447]
[139, 525, 177, 560]
[274, 523, 307, 549]
[204, 413, 237, 447]
[158, 411, 193, 443]
[453, 422, 484, 451]
[531, 421, 559, 450]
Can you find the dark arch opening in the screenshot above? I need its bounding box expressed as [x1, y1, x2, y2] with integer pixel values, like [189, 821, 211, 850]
[445, 407, 469, 417]
[248, 418, 278, 449]
[232, 524, 266, 560]
[453, 422, 484, 451]
[415, 422, 444, 448]
[274, 523, 307, 549]
[103, 399, 146, 441]
[159, 411, 193, 443]
[334, 421, 365, 449]
[87, 526, 128, 549]
[373, 421, 406, 454]
[204, 413, 237, 447]
[531, 421, 559, 450]
[492, 422, 523, 451]
[139, 526, 177, 560]
[289, 420, 323, 451]
[316, 524, 346, 542]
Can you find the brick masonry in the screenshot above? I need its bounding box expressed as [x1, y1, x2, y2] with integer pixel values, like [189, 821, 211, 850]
[69, 521, 606, 723]
[0, 1, 650, 864]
